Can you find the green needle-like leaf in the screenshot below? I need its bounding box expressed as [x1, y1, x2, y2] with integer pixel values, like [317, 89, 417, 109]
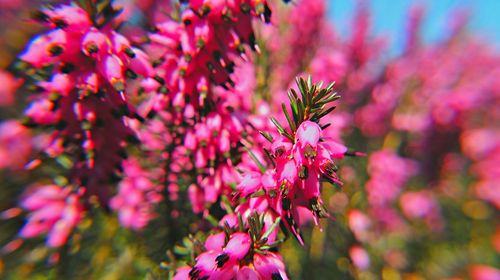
[270, 117, 293, 140]
[311, 106, 336, 122]
[261, 217, 281, 241]
[259, 131, 274, 142]
[244, 146, 267, 173]
[282, 103, 296, 131]
[307, 75, 313, 91]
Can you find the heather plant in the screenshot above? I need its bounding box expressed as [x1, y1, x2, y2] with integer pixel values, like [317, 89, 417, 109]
[0, 0, 499, 279]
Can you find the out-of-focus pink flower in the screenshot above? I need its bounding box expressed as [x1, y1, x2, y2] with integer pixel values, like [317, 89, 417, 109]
[470, 265, 500, 280]
[400, 190, 443, 231]
[109, 158, 164, 229]
[348, 210, 372, 242]
[400, 191, 435, 219]
[349, 245, 370, 271]
[0, 120, 32, 170]
[0, 70, 20, 106]
[369, 207, 407, 233]
[493, 226, 500, 253]
[0, 0, 24, 9]
[366, 149, 418, 206]
[18, 184, 84, 247]
[461, 129, 500, 160]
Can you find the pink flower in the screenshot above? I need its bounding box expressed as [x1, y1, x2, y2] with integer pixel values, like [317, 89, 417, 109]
[234, 113, 352, 242]
[173, 266, 191, 280]
[182, 230, 288, 280]
[348, 210, 372, 242]
[470, 265, 500, 280]
[253, 252, 288, 279]
[0, 70, 20, 106]
[224, 232, 252, 261]
[0, 120, 32, 170]
[349, 246, 370, 271]
[205, 232, 226, 251]
[296, 121, 321, 149]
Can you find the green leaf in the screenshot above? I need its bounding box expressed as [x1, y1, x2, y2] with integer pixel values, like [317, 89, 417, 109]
[326, 81, 335, 92]
[296, 77, 308, 105]
[221, 195, 234, 214]
[282, 103, 296, 132]
[261, 217, 281, 241]
[317, 92, 340, 105]
[238, 212, 245, 233]
[321, 123, 331, 130]
[288, 90, 299, 123]
[270, 117, 293, 141]
[316, 81, 324, 91]
[313, 88, 329, 103]
[56, 154, 73, 169]
[259, 131, 274, 142]
[173, 245, 189, 255]
[248, 212, 262, 241]
[263, 148, 276, 168]
[297, 99, 304, 122]
[244, 146, 267, 173]
[54, 176, 68, 186]
[259, 240, 284, 250]
[250, 189, 266, 198]
[270, 117, 285, 134]
[307, 75, 313, 91]
[311, 106, 337, 122]
[205, 213, 219, 227]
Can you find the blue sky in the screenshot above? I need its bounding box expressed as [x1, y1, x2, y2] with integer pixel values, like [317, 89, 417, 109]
[328, 0, 500, 54]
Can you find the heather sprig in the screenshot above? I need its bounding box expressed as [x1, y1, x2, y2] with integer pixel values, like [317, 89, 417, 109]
[237, 78, 359, 244]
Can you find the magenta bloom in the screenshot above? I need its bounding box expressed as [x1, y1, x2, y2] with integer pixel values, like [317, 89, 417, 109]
[0, 70, 20, 106]
[0, 120, 32, 170]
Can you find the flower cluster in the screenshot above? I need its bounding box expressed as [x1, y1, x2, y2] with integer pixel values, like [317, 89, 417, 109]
[145, 0, 272, 114]
[2, 0, 498, 279]
[133, 0, 276, 217]
[235, 78, 357, 243]
[173, 212, 287, 279]
[17, 3, 153, 204]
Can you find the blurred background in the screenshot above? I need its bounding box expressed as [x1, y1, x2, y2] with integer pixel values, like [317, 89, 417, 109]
[1, 0, 499, 279]
[330, 0, 500, 54]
